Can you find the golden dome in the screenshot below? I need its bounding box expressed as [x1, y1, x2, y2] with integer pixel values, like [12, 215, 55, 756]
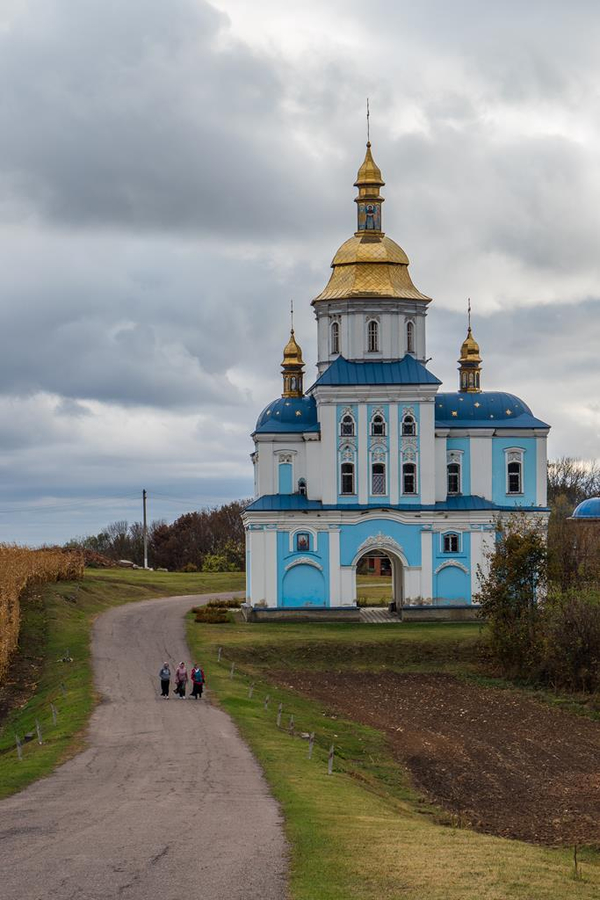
[282, 329, 304, 367]
[314, 233, 430, 303]
[459, 327, 481, 363]
[354, 142, 384, 190]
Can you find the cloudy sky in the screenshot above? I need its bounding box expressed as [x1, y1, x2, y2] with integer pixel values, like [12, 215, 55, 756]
[1, 0, 599, 544]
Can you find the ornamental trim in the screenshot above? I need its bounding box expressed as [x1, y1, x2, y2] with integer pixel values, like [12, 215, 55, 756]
[356, 532, 405, 558]
[284, 557, 323, 572]
[434, 560, 469, 575]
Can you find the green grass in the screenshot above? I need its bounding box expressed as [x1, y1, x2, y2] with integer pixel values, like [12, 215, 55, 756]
[188, 616, 600, 899]
[356, 573, 393, 605]
[0, 569, 244, 798]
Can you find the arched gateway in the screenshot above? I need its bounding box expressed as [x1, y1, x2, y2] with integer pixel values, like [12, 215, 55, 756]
[352, 537, 406, 609]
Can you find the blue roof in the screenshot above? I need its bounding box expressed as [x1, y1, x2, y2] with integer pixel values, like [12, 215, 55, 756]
[254, 395, 320, 435]
[572, 497, 600, 519]
[435, 392, 549, 429]
[246, 494, 547, 513]
[311, 355, 441, 389]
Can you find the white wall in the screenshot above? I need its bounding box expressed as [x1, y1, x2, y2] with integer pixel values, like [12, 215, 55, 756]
[470, 433, 493, 499]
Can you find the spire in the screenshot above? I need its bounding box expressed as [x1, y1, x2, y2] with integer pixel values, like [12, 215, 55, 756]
[281, 301, 305, 398]
[354, 109, 385, 233]
[458, 299, 482, 393]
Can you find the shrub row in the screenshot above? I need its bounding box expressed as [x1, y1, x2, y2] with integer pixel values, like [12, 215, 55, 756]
[0, 546, 84, 682]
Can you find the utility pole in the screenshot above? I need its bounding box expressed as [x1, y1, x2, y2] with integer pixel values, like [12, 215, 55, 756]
[142, 489, 148, 569]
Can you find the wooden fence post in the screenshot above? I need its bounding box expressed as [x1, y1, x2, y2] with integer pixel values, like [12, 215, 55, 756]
[328, 744, 334, 775]
[308, 732, 315, 759]
[277, 702, 283, 728]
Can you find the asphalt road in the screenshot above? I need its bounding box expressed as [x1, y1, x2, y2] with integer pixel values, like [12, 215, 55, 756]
[0, 594, 287, 900]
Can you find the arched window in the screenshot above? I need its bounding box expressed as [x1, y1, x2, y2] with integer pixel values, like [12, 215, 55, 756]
[447, 462, 461, 495]
[406, 320, 415, 354]
[443, 532, 460, 553]
[340, 414, 355, 436]
[330, 321, 340, 355]
[506, 450, 523, 494]
[367, 319, 379, 353]
[370, 414, 386, 436]
[297, 478, 307, 497]
[341, 462, 355, 495]
[402, 462, 417, 495]
[371, 462, 386, 495]
[402, 414, 416, 436]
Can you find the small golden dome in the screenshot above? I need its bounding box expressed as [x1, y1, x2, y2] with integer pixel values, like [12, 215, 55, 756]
[354, 142, 385, 189]
[459, 327, 481, 363]
[282, 329, 304, 367]
[332, 234, 409, 266]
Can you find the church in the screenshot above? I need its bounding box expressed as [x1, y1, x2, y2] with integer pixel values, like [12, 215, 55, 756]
[242, 142, 550, 611]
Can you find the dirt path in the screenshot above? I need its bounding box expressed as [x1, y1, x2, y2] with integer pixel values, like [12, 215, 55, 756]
[280, 670, 600, 845]
[0, 594, 287, 900]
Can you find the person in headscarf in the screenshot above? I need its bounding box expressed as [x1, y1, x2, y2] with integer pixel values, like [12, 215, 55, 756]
[159, 661, 171, 698]
[175, 662, 188, 698]
[190, 663, 205, 699]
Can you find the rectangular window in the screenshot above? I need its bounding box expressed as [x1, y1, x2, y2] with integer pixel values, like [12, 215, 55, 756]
[341, 462, 355, 495]
[447, 463, 461, 495]
[442, 533, 460, 553]
[402, 462, 417, 494]
[371, 463, 386, 495]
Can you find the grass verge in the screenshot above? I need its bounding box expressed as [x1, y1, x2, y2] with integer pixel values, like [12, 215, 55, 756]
[188, 616, 600, 900]
[0, 568, 243, 798]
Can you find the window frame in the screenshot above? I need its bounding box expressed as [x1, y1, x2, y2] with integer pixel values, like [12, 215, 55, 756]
[367, 319, 379, 353]
[406, 320, 415, 354]
[330, 320, 340, 355]
[401, 413, 416, 436]
[442, 532, 460, 554]
[505, 448, 524, 495]
[297, 477, 307, 497]
[371, 461, 386, 495]
[340, 413, 355, 437]
[447, 461, 461, 495]
[340, 461, 356, 495]
[402, 461, 417, 495]
[370, 413, 386, 436]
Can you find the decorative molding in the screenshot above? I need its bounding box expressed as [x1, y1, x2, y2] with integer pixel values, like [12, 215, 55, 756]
[284, 557, 323, 572]
[434, 560, 469, 575]
[356, 532, 404, 558]
[447, 450, 463, 464]
[278, 453, 293, 464]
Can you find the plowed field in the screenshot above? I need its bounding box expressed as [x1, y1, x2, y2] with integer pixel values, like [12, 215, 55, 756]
[279, 671, 600, 846]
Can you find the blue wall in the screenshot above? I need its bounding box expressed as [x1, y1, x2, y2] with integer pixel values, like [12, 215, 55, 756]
[336, 403, 358, 504]
[446, 437, 471, 495]
[492, 437, 537, 506]
[278, 462, 293, 494]
[398, 403, 421, 504]
[339, 518, 422, 567]
[432, 530, 471, 604]
[277, 530, 330, 607]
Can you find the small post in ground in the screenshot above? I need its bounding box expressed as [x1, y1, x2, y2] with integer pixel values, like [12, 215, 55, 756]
[328, 744, 334, 775]
[264, 694, 270, 710]
[288, 715, 294, 735]
[277, 702, 283, 727]
[60, 682, 67, 698]
[50, 703, 57, 726]
[15, 735, 22, 761]
[229, 662, 235, 680]
[217, 647, 222, 663]
[308, 732, 315, 759]
[35, 720, 43, 745]
[248, 683, 254, 699]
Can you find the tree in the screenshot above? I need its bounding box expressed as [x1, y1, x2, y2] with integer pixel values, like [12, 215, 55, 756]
[476, 514, 548, 677]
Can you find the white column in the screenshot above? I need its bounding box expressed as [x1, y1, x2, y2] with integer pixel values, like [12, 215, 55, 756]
[470, 530, 482, 602]
[470, 433, 493, 499]
[358, 403, 368, 504]
[340, 567, 356, 604]
[420, 530, 433, 601]
[419, 401, 435, 504]
[320, 404, 337, 504]
[265, 528, 278, 607]
[382, 313, 393, 358]
[329, 528, 341, 606]
[434, 433, 447, 501]
[536, 435, 547, 506]
[389, 403, 399, 503]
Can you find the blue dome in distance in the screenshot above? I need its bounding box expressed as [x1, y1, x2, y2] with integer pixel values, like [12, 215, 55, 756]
[572, 498, 600, 519]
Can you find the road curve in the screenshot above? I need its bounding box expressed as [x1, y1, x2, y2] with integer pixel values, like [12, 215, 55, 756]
[0, 594, 287, 900]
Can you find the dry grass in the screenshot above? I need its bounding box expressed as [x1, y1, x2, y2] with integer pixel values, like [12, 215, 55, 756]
[0, 545, 84, 681]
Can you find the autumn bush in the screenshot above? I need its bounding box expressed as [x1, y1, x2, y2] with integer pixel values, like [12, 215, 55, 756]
[0, 545, 84, 682]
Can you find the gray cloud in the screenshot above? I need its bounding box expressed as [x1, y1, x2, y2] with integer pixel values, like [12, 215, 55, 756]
[1, 0, 599, 544]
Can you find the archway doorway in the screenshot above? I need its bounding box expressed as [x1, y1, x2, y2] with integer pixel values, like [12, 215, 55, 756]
[354, 549, 404, 609]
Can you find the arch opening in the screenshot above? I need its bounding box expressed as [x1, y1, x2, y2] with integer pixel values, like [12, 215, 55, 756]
[354, 549, 404, 610]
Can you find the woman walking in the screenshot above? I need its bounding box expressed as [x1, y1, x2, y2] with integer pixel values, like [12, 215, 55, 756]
[191, 664, 205, 699]
[175, 661, 188, 698]
[159, 661, 171, 698]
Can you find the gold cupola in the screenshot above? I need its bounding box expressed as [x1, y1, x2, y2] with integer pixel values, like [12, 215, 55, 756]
[458, 302, 482, 392]
[281, 327, 305, 398]
[313, 142, 431, 305]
